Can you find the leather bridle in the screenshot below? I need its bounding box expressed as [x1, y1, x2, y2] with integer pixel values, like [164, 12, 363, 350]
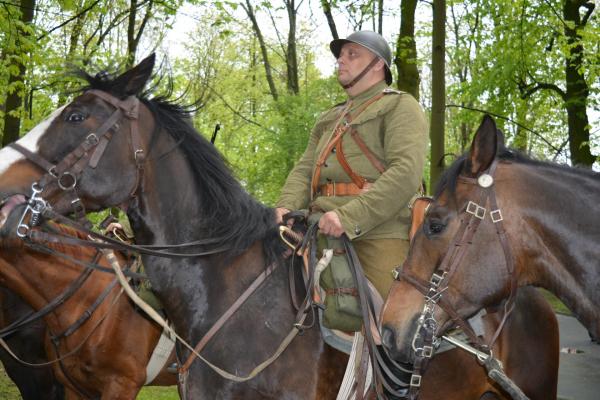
[393, 160, 518, 399]
[10, 90, 144, 236]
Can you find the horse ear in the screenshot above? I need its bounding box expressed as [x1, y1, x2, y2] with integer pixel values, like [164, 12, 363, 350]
[467, 115, 500, 175]
[112, 53, 155, 97]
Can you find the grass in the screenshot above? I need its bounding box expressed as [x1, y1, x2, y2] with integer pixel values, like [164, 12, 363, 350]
[0, 366, 21, 400]
[539, 288, 572, 315]
[137, 386, 179, 399]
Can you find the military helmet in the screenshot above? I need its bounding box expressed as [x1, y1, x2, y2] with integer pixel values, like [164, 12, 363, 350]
[330, 31, 393, 84]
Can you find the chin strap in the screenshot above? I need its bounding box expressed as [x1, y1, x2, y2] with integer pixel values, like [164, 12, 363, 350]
[342, 57, 381, 89]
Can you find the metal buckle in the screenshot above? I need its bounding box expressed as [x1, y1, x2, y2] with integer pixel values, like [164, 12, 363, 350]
[16, 184, 47, 238]
[134, 149, 145, 162]
[58, 172, 77, 191]
[490, 209, 503, 223]
[430, 272, 445, 287]
[410, 374, 422, 387]
[392, 268, 401, 280]
[86, 133, 99, 146]
[47, 166, 58, 178]
[466, 201, 486, 219]
[71, 198, 85, 215]
[423, 345, 434, 358]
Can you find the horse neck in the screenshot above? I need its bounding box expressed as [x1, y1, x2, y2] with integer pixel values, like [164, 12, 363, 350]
[506, 163, 600, 336]
[0, 245, 110, 329]
[126, 135, 299, 343]
[0, 255, 48, 311]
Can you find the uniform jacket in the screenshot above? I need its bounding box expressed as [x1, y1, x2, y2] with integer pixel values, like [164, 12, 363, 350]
[277, 81, 428, 240]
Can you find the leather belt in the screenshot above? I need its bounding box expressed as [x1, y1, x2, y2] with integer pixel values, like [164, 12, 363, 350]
[317, 182, 373, 197]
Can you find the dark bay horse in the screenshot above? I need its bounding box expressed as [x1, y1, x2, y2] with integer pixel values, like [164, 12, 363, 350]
[0, 56, 559, 399]
[0, 214, 176, 399]
[0, 287, 65, 400]
[381, 115, 597, 394]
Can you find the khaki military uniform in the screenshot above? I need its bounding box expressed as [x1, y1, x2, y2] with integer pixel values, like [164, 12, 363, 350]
[277, 81, 428, 297]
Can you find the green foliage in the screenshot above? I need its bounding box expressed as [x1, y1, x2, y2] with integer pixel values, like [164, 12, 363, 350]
[171, 15, 344, 204]
[444, 0, 599, 165]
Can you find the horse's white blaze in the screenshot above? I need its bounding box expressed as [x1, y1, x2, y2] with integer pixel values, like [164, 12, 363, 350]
[0, 106, 66, 175]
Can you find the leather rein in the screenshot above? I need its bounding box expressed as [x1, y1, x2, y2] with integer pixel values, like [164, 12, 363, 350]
[393, 160, 518, 399]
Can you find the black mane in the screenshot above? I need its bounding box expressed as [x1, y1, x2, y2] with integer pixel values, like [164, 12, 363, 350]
[77, 70, 283, 262]
[435, 148, 600, 199]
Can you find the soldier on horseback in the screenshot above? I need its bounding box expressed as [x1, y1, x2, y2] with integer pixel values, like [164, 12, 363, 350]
[275, 31, 428, 309]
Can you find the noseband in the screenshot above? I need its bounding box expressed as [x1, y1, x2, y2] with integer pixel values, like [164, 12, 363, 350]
[9, 90, 144, 236]
[393, 159, 517, 399]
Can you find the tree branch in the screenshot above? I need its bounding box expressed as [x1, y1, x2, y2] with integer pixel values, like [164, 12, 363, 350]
[581, 1, 595, 26]
[521, 82, 567, 101]
[208, 85, 278, 135]
[445, 104, 561, 153]
[37, 0, 101, 40]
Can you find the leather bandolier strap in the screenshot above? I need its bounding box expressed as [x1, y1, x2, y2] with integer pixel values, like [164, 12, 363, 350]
[311, 92, 386, 198]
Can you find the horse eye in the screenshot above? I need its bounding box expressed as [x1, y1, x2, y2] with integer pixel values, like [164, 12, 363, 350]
[425, 219, 446, 236]
[66, 112, 87, 123]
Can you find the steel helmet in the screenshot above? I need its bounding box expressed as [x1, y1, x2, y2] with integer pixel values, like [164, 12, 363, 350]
[330, 31, 393, 85]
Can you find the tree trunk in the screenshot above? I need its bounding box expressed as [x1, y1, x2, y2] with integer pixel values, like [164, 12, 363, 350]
[127, 0, 138, 68]
[395, 0, 420, 99]
[563, 0, 594, 166]
[243, 0, 279, 101]
[126, 0, 153, 68]
[429, 0, 446, 191]
[378, 0, 384, 34]
[285, 0, 299, 94]
[320, 0, 339, 40]
[2, 0, 35, 147]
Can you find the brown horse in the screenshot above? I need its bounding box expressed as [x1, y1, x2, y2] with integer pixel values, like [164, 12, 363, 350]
[0, 287, 65, 400]
[0, 56, 559, 399]
[0, 213, 176, 399]
[381, 115, 596, 396]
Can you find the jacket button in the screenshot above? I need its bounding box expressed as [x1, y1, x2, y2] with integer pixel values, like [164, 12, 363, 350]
[332, 148, 336, 153]
[354, 226, 361, 235]
[324, 162, 328, 167]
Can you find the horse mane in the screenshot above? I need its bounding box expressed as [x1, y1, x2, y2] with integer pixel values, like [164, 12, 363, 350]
[435, 148, 600, 199]
[75, 70, 284, 263]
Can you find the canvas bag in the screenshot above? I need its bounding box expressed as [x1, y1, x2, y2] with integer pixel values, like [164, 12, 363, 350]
[308, 212, 363, 331]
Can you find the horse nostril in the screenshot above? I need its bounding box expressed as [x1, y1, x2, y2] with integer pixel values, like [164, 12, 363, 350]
[381, 325, 396, 351]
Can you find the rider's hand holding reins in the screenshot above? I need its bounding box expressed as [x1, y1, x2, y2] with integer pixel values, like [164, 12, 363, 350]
[275, 207, 292, 226]
[318, 211, 344, 237]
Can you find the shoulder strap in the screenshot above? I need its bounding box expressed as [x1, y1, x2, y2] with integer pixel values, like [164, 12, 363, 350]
[311, 93, 385, 196]
[349, 130, 386, 173]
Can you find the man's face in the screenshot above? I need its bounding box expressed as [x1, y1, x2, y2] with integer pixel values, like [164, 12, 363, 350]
[336, 42, 377, 86]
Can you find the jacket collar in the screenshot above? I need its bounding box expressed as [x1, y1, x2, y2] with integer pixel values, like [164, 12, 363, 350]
[348, 80, 388, 108]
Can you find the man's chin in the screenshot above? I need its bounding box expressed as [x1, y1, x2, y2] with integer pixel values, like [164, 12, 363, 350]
[337, 76, 350, 86]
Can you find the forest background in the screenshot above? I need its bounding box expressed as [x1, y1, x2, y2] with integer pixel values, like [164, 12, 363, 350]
[0, 0, 598, 203]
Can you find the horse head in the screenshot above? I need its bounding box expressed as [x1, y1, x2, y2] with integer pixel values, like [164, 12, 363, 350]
[0, 55, 157, 234]
[380, 115, 516, 364]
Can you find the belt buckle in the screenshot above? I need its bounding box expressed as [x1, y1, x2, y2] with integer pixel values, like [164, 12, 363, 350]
[331, 181, 335, 196]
